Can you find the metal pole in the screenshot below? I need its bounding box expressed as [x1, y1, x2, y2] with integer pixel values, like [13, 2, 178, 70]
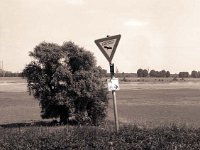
[110, 63, 119, 133]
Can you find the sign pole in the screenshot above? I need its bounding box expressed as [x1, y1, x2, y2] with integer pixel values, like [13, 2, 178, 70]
[94, 34, 121, 133]
[110, 63, 119, 133]
[112, 90, 119, 132]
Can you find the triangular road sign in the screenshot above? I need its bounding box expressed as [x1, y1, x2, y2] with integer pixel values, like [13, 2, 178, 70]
[94, 34, 121, 63]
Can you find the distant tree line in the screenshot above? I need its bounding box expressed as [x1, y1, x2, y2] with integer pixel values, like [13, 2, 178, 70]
[137, 69, 149, 77]
[0, 69, 22, 77]
[149, 70, 170, 77]
[0, 67, 199, 79]
[178, 72, 189, 78]
[137, 69, 171, 78]
[190, 70, 200, 78]
[179, 71, 200, 78]
[101, 69, 200, 78]
[136, 69, 200, 78]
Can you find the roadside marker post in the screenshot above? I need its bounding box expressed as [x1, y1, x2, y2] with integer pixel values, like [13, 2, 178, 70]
[95, 34, 121, 132]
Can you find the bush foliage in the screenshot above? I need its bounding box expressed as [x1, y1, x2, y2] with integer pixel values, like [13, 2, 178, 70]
[1, 124, 200, 150]
[23, 41, 108, 125]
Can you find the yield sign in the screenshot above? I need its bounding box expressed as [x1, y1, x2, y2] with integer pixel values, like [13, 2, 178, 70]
[94, 34, 121, 63]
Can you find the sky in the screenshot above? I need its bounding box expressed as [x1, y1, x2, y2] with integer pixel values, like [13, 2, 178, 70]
[1, 0, 200, 73]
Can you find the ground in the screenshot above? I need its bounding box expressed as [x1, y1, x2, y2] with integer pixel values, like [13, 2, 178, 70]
[0, 77, 200, 128]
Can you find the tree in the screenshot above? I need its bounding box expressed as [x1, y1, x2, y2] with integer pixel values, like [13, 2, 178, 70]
[166, 71, 170, 77]
[23, 42, 108, 125]
[137, 69, 143, 77]
[149, 69, 170, 78]
[191, 70, 198, 78]
[160, 70, 166, 77]
[179, 72, 189, 78]
[149, 70, 156, 77]
[198, 71, 200, 78]
[142, 69, 148, 77]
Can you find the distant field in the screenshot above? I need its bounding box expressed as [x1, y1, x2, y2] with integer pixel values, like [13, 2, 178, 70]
[0, 77, 200, 128]
[0, 77, 41, 124]
[108, 88, 200, 127]
[107, 80, 200, 127]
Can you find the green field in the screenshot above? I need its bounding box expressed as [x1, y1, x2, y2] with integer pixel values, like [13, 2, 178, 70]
[0, 77, 200, 127]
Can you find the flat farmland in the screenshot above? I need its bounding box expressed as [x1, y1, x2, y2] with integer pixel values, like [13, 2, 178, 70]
[108, 81, 200, 127]
[1, 77, 200, 128]
[0, 77, 41, 124]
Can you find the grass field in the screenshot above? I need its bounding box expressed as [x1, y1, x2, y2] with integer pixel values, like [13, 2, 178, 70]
[0, 77, 200, 127]
[0, 77, 41, 124]
[110, 88, 200, 127]
[1, 77, 200, 149]
[108, 81, 200, 127]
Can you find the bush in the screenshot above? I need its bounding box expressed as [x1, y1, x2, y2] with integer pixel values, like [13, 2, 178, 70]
[23, 41, 108, 125]
[1, 124, 200, 149]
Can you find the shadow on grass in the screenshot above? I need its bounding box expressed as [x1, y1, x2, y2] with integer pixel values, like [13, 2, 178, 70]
[0, 120, 114, 129]
[0, 120, 60, 128]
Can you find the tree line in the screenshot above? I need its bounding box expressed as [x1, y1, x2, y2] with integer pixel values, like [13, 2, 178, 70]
[137, 69, 170, 77]
[190, 71, 200, 78]
[0, 70, 22, 77]
[179, 71, 200, 78]
[137, 69, 200, 78]
[1, 68, 200, 79]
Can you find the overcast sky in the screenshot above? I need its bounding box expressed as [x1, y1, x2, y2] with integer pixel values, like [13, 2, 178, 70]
[1, 0, 200, 73]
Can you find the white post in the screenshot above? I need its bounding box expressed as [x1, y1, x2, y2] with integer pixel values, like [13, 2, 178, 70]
[110, 63, 119, 132]
[112, 90, 119, 132]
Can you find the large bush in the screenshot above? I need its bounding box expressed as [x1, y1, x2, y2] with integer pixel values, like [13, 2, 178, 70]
[23, 41, 108, 125]
[1, 124, 200, 149]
